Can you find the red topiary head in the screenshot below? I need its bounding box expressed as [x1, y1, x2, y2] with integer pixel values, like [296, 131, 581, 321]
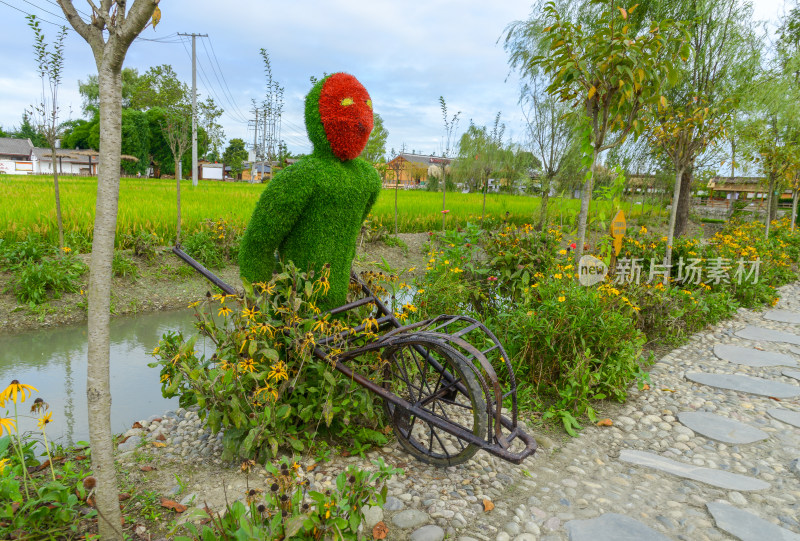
[317, 73, 374, 161]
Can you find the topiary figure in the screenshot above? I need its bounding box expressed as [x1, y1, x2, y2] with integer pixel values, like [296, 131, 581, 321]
[239, 73, 381, 309]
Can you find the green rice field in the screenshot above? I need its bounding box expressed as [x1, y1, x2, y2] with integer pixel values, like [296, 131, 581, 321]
[0, 175, 662, 246]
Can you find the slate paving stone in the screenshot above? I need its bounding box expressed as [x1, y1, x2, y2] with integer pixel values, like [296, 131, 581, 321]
[764, 309, 800, 325]
[618, 450, 770, 491]
[677, 411, 768, 444]
[735, 325, 800, 345]
[792, 346, 800, 356]
[706, 502, 800, 541]
[768, 408, 800, 429]
[713, 344, 797, 367]
[685, 372, 800, 398]
[565, 513, 672, 541]
[783, 368, 800, 381]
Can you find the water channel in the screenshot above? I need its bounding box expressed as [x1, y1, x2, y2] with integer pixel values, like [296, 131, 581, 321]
[0, 309, 209, 447]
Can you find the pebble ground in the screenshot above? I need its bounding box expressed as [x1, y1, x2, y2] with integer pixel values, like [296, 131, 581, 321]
[117, 281, 800, 540]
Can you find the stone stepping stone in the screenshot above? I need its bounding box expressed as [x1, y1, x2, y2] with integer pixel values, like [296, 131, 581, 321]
[735, 325, 800, 345]
[619, 450, 770, 491]
[677, 411, 768, 444]
[783, 368, 800, 381]
[768, 408, 800, 429]
[764, 309, 800, 324]
[565, 513, 672, 541]
[792, 346, 800, 356]
[713, 344, 798, 367]
[707, 502, 800, 541]
[685, 372, 800, 398]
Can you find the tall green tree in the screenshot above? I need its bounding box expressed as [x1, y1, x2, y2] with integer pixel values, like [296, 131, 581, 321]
[223, 138, 249, 179]
[198, 97, 224, 160]
[129, 64, 188, 111]
[13, 112, 47, 147]
[361, 113, 388, 163]
[505, 0, 688, 260]
[57, 0, 160, 537]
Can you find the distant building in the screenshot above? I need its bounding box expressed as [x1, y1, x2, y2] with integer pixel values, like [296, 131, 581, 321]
[385, 152, 453, 188]
[0, 137, 34, 174]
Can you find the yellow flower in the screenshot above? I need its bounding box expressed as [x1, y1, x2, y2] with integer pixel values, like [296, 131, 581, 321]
[238, 358, 256, 373]
[0, 457, 9, 474]
[256, 384, 278, 401]
[152, 346, 160, 355]
[558, 296, 565, 302]
[554, 273, 562, 280]
[0, 417, 15, 436]
[188, 301, 200, 308]
[450, 267, 463, 273]
[639, 226, 647, 234]
[268, 361, 288, 382]
[62, 246, 71, 253]
[242, 306, 256, 320]
[1, 380, 38, 404]
[558, 249, 567, 255]
[37, 412, 52, 431]
[218, 306, 232, 317]
[160, 373, 171, 383]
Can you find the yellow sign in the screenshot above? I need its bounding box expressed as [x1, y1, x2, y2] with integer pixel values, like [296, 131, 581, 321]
[611, 210, 626, 256]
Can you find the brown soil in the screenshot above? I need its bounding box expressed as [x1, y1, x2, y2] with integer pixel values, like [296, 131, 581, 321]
[0, 234, 430, 335]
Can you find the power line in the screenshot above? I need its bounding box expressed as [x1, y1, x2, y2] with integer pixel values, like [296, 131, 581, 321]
[0, 0, 64, 26]
[200, 38, 249, 124]
[21, 0, 68, 23]
[204, 36, 251, 124]
[179, 36, 248, 125]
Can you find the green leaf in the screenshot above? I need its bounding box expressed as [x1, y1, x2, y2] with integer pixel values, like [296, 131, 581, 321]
[285, 515, 308, 537]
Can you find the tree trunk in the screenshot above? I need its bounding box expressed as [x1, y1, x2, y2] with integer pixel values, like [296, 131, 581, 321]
[176, 158, 182, 245]
[769, 189, 779, 223]
[481, 173, 488, 228]
[791, 188, 798, 233]
[673, 167, 693, 238]
[765, 176, 775, 239]
[575, 149, 597, 262]
[394, 183, 398, 236]
[52, 147, 64, 250]
[87, 63, 124, 539]
[665, 166, 685, 270]
[538, 175, 551, 231]
[441, 167, 447, 231]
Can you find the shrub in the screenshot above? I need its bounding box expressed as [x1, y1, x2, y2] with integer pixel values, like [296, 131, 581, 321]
[112, 251, 139, 279]
[0, 235, 54, 271]
[181, 219, 242, 269]
[176, 457, 401, 540]
[6, 254, 87, 305]
[150, 262, 388, 462]
[121, 230, 160, 262]
[181, 230, 225, 269]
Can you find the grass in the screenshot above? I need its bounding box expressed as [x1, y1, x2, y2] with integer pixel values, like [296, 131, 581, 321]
[0, 175, 664, 246]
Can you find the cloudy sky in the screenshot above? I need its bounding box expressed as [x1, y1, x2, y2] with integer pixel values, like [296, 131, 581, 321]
[0, 0, 789, 158]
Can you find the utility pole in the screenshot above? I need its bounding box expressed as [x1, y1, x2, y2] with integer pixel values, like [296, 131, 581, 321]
[251, 103, 259, 183]
[178, 32, 207, 187]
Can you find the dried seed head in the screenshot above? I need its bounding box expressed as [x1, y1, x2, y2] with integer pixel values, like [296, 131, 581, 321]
[83, 476, 97, 490]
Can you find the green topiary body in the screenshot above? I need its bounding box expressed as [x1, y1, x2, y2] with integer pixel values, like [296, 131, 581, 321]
[239, 73, 381, 309]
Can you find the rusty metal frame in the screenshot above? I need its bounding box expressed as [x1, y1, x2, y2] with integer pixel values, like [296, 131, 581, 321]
[172, 248, 537, 465]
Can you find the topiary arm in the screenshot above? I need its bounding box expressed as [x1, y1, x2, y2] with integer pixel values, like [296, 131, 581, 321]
[239, 167, 314, 283]
[361, 163, 382, 222]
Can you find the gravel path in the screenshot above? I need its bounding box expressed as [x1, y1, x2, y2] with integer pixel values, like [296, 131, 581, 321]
[118, 281, 800, 540]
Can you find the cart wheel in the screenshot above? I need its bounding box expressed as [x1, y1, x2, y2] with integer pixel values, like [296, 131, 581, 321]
[382, 337, 487, 466]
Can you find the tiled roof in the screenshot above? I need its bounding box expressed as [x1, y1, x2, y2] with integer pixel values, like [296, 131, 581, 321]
[0, 138, 33, 158]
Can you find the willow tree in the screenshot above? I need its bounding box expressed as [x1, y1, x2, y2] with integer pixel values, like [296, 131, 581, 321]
[57, 1, 160, 537]
[643, 0, 760, 239]
[505, 0, 688, 260]
[519, 74, 574, 230]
